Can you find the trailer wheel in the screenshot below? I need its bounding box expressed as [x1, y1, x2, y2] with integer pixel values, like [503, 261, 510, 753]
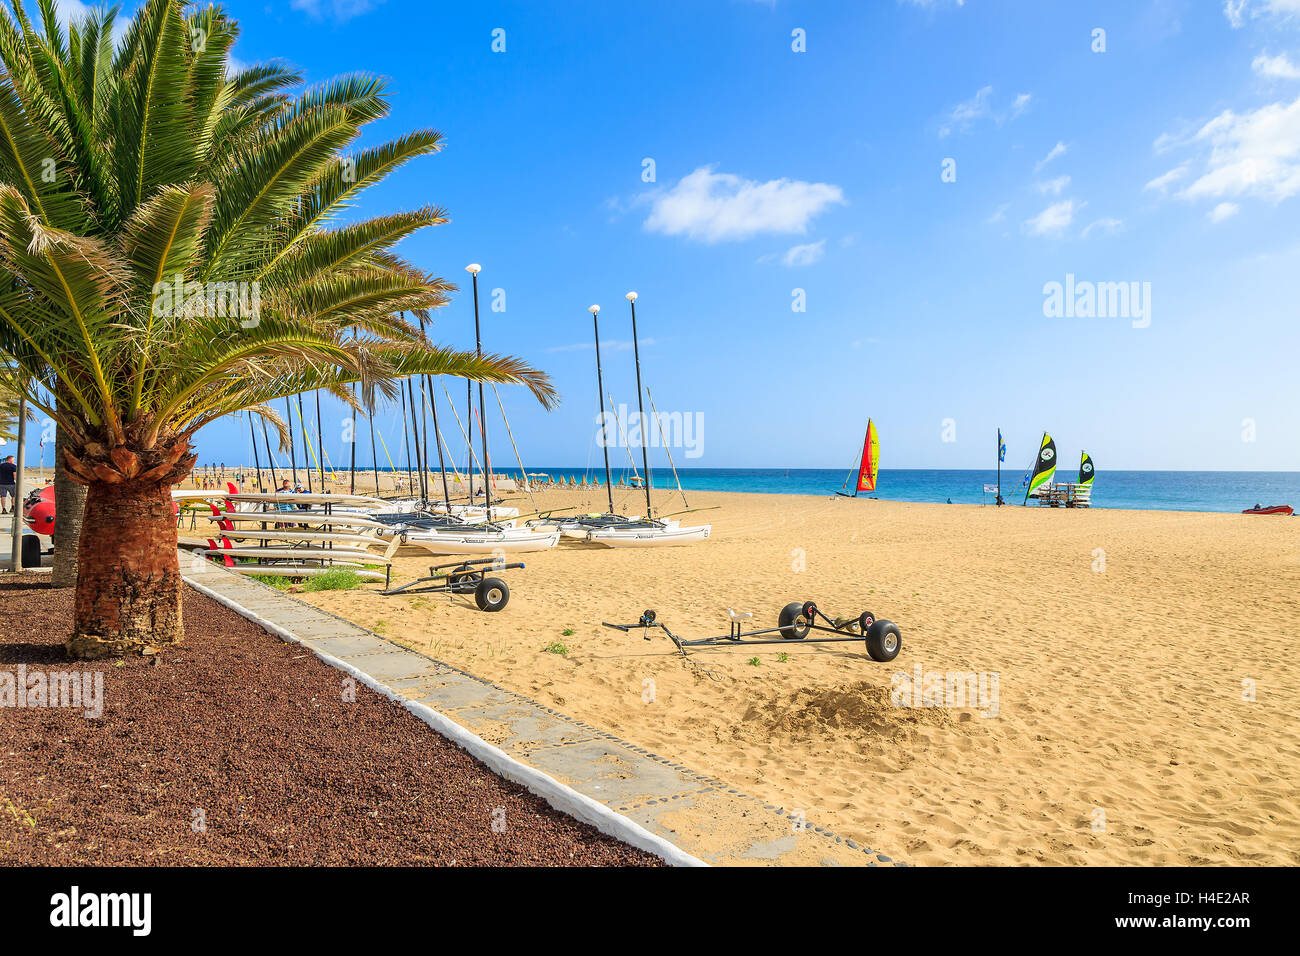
[865, 619, 901, 662]
[858, 610, 876, 632]
[778, 602, 811, 640]
[475, 577, 510, 612]
[448, 570, 478, 591]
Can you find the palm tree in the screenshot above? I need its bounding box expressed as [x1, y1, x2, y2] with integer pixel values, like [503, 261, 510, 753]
[0, 372, 31, 442]
[0, 0, 557, 658]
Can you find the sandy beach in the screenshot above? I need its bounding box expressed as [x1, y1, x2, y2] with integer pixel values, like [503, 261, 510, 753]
[285, 487, 1300, 866]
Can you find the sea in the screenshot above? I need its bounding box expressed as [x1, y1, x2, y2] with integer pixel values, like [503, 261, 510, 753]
[482, 467, 1300, 515]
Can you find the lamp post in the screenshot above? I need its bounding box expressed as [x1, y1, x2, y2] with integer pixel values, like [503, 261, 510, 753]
[467, 263, 492, 505]
[590, 304, 616, 515]
[626, 292, 653, 518]
[7, 389, 27, 571]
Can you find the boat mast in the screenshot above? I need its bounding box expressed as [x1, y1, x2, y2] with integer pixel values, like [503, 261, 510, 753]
[349, 384, 357, 495]
[589, 304, 616, 515]
[297, 394, 312, 492]
[406, 378, 426, 502]
[853, 423, 870, 498]
[314, 391, 325, 489]
[467, 264, 492, 507]
[260, 416, 278, 488]
[417, 311, 453, 512]
[368, 406, 380, 496]
[626, 292, 653, 517]
[284, 397, 298, 486]
[400, 379, 414, 497]
[1023, 430, 1047, 505]
[248, 414, 262, 490]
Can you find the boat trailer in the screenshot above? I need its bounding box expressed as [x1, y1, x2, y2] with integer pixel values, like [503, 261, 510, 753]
[383, 556, 523, 611]
[603, 600, 902, 661]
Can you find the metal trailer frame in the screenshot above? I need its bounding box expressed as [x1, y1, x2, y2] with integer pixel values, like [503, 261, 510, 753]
[603, 600, 902, 661]
[382, 556, 524, 612]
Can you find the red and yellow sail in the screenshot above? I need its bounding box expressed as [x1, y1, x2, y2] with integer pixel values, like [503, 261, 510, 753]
[856, 419, 879, 493]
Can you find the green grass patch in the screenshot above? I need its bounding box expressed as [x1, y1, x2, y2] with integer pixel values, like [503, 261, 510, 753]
[249, 574, 294, 591]
[544, 641, 569, 656]
[300, 568, 362, 592]
[561, 627, 575, 637]
[747, 657, 761, 667]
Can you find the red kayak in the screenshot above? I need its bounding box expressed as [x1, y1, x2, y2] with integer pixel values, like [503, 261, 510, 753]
[1242, 505, 1293, 516]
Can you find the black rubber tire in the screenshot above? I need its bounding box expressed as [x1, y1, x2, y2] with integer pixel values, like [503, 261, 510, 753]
[865, 619, 902, 662]
[858, 610, 876, 633]
[447, 570, 478, 591]
[475, 577, 510, 612]
[778, 602, 811, 640]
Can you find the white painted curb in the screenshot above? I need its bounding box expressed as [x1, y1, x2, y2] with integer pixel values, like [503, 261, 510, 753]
[183, 571, 707, 867]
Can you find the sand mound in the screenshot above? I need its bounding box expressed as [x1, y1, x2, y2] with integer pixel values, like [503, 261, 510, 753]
[741, 680, 954, 742]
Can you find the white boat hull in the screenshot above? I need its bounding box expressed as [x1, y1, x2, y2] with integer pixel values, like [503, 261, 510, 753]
[403, 529, 560, 555]
[585, 525, 711, 548]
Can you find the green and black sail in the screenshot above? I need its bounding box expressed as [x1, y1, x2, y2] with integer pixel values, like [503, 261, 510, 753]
[1024, 431, 1057, 503]
[1078, 451, 1095, 487]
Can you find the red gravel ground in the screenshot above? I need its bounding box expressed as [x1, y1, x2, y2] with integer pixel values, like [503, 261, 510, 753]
[0, 575, 662, 866]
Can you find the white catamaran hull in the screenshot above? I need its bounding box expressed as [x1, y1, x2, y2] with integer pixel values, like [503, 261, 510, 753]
[584, 524, 710, 547]
[198, 547, 391, 564]
[402, 529, 560, 555]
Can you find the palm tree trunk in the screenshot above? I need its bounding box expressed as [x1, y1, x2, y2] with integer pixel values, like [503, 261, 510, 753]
[65, 479, 182, 659]
[51, 424, 87, 588]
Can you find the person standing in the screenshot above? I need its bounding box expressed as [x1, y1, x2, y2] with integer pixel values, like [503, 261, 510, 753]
[0, 455, 16, 515]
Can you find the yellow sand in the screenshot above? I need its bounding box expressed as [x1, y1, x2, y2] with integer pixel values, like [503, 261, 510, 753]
[297, 488, 1300, 866]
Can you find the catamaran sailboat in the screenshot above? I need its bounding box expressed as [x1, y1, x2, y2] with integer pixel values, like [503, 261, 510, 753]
[837, 418, 879, 497]
[558, 295, 709, 548]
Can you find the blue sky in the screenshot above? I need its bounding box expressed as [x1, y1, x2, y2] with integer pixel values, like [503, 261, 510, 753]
[15, 0, 1300, 473]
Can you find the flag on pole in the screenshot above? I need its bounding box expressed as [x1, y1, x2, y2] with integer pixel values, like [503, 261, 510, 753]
[998, 430, 1006, 463]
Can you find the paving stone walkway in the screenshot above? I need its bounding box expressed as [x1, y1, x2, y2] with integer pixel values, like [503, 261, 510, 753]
[181, 553, 903, 867]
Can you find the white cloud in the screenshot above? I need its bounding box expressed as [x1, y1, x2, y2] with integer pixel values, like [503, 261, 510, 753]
[1177, 95, 1300, 202]
[643, 166, 845, 243]
[52, 0, 135, 43]
[939, 86, 1031, 137]
[940, 85, 993, 137]
[986, 202, 1010, 223]
[291, 0, 383, 22]
[1035, 141, 1067, 171]
[1225, 0, 1300, 27]
[1144, 164, 1189, 192]
[1253, 52, 1300, 80]
[1023, 199, 1080, 237]
[1208, 201, 1241, 221]
[779, 240, 826, 267]
[1081, 217, 1124, 239]
[1036, 175, 1071, 196]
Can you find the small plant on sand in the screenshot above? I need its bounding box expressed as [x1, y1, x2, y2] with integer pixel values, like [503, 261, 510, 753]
[561, 628, 575, 637]
[747, 657, 761, 667]
[300, 568, 361, 592]
[250, 574, 294, 591]
[777, 652, 789, 663]
[544, 641, 568, 656]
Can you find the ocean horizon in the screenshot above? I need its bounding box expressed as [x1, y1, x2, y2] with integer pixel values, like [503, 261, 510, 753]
[195, 464, 1300, 515]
